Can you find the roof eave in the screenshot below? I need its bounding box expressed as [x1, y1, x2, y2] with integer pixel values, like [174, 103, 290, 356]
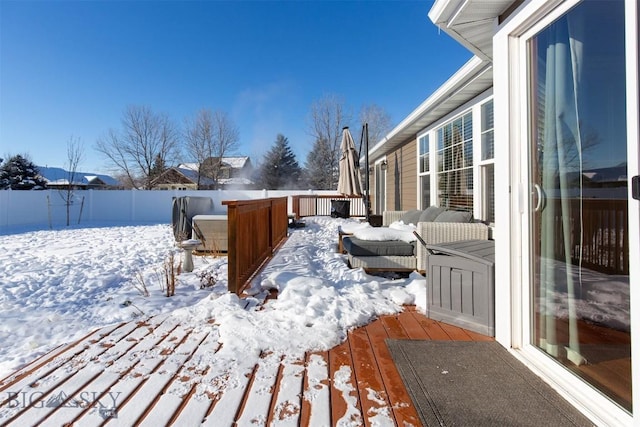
[369, 56, 492, 158]
[428, 0, 517, 61]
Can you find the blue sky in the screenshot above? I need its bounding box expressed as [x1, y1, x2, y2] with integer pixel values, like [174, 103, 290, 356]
[1, 0, 472, 174]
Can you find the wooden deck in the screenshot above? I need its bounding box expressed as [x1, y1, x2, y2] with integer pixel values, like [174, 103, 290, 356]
[0, 306, 491, 426]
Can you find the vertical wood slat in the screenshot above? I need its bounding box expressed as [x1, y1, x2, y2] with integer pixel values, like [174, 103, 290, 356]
[291, 196, 300, 220]
[290, 195, 367, 218]
[550, 198, 628, 275]
[270, 197, 288, 246]
[223, 197, 288, 294]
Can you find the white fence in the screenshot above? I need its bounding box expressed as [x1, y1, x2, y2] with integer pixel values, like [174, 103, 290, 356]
[0, 189, 339, 232]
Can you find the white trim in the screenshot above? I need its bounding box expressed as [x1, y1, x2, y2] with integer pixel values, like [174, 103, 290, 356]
[428, 0, 458, 24]
[493, 15, 515, 349]
[416, 133, 432, 207]
[624, 0, 640, 416]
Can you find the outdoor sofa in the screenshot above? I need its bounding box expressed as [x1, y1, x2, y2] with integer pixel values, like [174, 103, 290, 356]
[341, 207, 490, 273]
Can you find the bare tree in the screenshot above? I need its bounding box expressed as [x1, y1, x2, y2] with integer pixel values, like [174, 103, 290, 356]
[183, 109, 239, 189]
[307, 94, 352, 189]
[359, 103, 393, 146]
[95, 105, 180, 189]
[60, 136, 84, 226]
[184, 109, 213, 189]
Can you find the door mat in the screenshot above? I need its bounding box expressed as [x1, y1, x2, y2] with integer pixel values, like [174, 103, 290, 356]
[386, 340, 594, 426]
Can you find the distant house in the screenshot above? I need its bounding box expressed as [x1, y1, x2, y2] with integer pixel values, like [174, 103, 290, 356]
[38, 166, 120, 189]
[152, 156, 254, 190]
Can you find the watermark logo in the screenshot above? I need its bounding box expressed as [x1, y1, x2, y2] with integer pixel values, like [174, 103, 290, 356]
[6, 390, 121, 419]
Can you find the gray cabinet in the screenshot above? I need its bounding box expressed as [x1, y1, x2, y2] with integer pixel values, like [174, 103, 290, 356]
[426, 240, 495, 336]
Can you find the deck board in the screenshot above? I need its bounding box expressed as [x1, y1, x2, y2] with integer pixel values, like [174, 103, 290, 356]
[412, 312, 456, 340]
[328, 341, 358, 425]
[349, 326, 394, 426]
[396, 310, 431, 339]
[380, 315, 408, 339]
[302, 352, 331, 426]
[201, 357, 257, 426]
[268, 358, 304, 426]
[0, 306, 493, 426]
[236, 353, 280, 426]
[365, 320, 421, 425]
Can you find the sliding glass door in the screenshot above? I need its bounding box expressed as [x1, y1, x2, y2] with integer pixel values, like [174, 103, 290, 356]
[528, 0, 632, 411]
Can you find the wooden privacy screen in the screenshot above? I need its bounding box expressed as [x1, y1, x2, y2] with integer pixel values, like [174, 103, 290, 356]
[223, 197, 288, 294]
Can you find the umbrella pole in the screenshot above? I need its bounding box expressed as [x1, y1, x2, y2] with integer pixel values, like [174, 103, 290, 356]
[364, 123, 370, 223]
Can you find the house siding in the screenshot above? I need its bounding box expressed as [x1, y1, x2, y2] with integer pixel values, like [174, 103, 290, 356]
[386, 137, 418, 211]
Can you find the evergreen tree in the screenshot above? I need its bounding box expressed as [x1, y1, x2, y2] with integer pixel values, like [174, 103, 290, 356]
[257, 134, 302, 189]
[303, 137, 335, 190]
[149, 154, 167, 183]
[0, 155, 47, 190]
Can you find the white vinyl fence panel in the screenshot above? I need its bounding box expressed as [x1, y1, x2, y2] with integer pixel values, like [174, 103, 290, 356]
[0, 189, 338, 232]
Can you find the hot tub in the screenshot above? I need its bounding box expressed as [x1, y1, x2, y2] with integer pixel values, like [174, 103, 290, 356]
[191, 214, 228, 253]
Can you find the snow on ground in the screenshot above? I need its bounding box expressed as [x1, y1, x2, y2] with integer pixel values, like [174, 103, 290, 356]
[0, 216, 427, 379]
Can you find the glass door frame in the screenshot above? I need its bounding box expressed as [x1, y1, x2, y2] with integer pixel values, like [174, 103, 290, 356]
[493, 0, 640, 424]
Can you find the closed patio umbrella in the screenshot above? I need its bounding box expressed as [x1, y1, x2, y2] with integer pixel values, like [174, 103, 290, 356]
[337, 127, 363, 197]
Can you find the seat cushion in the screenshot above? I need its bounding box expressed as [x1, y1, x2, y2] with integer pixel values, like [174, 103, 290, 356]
[400, 209, 422, 226]
[419, 206, 445, 222]
[342, 236, 416, 257]
[434, 210, 473, 223]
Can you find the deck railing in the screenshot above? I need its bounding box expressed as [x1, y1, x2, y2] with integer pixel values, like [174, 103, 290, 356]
[223, 197, 288, 294]
[291, 194, 368, 218]
[549, 198, 628, 275]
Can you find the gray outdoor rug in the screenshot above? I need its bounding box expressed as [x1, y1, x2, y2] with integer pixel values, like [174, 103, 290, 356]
[386, 340, 595, 426]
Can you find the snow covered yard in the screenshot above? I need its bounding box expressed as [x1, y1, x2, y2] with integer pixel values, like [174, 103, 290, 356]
[0, 217, 427, 380]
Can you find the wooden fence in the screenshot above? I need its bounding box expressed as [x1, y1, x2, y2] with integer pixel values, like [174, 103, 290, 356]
[291, 194, 368, 218]
[223, 197, 288, 294]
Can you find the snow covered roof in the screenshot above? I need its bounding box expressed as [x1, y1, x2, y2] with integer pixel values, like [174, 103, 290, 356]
[175, 167, 214, 185]
[171, 167, 254, 186]
[222, 156, 251, 169]
[178, 156, 251, 171]
[218, 177, 254, 185]
[37, 166, 120, 187]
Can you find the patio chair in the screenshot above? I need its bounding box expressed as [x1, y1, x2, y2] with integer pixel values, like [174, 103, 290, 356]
[342, 207, 490, 273]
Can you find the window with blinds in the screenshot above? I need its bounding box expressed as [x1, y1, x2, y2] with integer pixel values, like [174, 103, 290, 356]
[480, 100, 495, 223]
[481, 100, 494, 160]
[419, 134, 429, 173]
[436, 111, 473, 211]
